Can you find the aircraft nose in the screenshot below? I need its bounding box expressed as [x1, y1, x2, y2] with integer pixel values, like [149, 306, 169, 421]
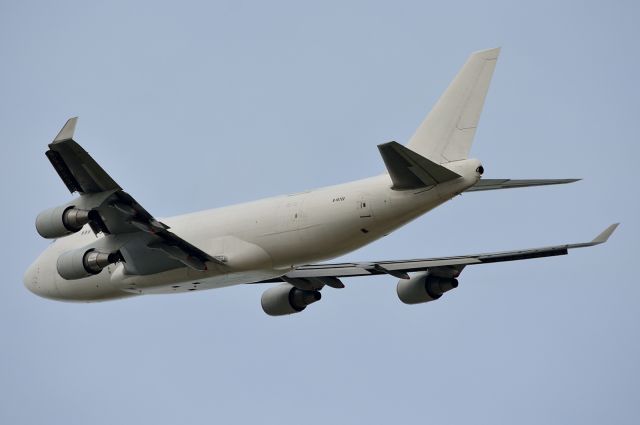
[24, 259, 67, 300]
[23, 262, 38, 294]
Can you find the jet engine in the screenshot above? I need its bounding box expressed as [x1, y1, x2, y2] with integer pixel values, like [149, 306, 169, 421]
[36, 205, 92, 239]
[261, 283, 322, 316]
[396, 272, 458, 304]
[57, 248, 122, 280]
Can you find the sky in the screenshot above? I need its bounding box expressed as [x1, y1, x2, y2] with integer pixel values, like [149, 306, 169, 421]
[1, 0, 639, 424]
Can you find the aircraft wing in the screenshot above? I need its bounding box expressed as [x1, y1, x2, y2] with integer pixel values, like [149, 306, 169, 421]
[466, 178, 580, 192]
[46, 117, 223, 273]
[277, 224, 618, 286]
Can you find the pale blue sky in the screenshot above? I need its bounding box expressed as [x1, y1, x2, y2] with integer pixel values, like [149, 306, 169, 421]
[1, 1, 639, 424]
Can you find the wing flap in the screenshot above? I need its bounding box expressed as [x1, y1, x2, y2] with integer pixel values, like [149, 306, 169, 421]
[93, 191, 225, 270]
[45, 149, 83, 193]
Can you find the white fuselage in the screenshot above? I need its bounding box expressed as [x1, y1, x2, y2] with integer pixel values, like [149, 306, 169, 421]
[24, 159, 481, 302]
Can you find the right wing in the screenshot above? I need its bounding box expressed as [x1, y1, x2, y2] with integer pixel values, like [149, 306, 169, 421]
[466, 178, 580, 192]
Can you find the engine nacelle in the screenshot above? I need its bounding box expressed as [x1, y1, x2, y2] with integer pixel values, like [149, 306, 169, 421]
[57, 248, 121, 280]
[36, 205, 92, 239]
[261, 283, 322, 316]
[397, 272, 458, 304]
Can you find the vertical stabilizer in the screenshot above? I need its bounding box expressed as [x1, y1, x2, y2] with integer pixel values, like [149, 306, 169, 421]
[408, 48, 500, 163]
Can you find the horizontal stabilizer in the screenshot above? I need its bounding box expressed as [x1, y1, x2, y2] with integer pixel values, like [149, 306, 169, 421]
[378, 141, 461, 190]
[466, 178, 580, 192]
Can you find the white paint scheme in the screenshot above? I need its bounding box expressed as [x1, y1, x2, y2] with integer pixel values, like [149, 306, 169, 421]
[24, 160, 481, 301]
[24, 48, 614, 309]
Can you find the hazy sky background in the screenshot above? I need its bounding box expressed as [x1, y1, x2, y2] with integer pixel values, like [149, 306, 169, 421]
[1, 1, 638, 424]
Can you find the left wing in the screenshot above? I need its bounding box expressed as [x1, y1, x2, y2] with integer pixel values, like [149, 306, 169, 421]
[268, 224, 618, 287]
[45, 117, 224, 274]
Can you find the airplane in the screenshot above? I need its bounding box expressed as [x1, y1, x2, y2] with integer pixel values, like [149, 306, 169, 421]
[24, 47, 618, 316]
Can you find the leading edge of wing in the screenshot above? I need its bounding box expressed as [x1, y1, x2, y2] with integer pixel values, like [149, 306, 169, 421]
[285, 224, 620, 279]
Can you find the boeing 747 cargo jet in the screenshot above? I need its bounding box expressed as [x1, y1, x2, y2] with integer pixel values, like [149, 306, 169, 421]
[24, 48, 618, 315]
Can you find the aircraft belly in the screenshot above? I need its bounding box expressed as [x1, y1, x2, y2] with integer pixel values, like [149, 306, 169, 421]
[126, 268, 286, 295]
[52, 268, 133, 302]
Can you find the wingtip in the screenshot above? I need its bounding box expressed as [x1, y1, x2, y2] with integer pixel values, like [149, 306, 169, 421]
[591, 223, 620, 244]
[52, 117, 78, 143]
[553, 178, 581, 185]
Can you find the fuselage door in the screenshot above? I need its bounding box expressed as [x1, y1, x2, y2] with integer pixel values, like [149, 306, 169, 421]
[277, 198, 303, 233]
[357, 195, 373, 219]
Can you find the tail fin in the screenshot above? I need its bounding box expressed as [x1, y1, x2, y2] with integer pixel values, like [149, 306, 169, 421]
[408, 48, 500, 164]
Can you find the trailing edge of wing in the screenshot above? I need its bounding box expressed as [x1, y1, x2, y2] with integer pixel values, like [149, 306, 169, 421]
[378, 141, 461, 190]
[280, 224, 620, 280]
[466, 178, 580, 192]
